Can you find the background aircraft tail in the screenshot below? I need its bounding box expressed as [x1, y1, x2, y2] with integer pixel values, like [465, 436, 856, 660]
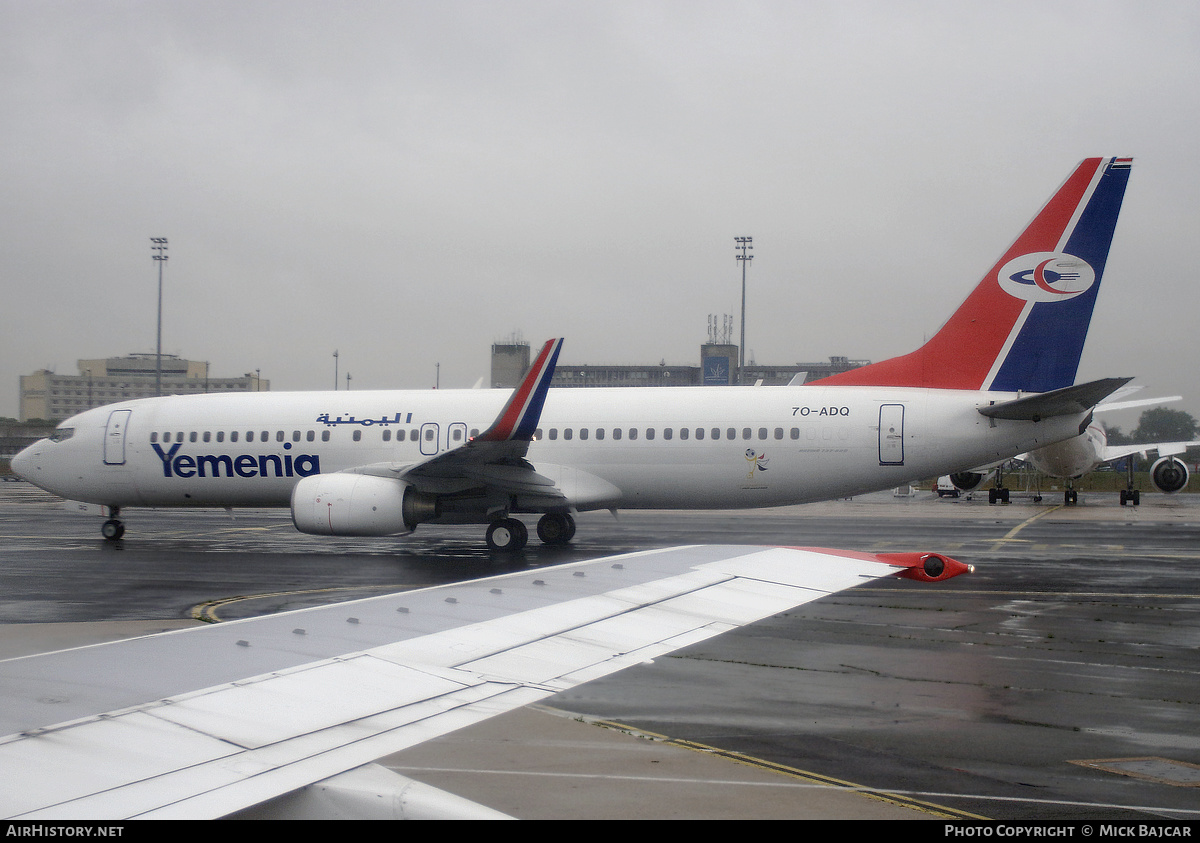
[817, 157, 1132, 392]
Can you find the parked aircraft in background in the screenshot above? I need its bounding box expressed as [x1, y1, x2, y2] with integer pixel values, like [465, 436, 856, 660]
[12, 157, 1134, 550]
[1026, 420, 1197, 505]
[939, 390, 1199, 505]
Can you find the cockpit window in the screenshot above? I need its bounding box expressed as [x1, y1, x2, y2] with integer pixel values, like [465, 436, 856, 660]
[50, 427, 75, 443]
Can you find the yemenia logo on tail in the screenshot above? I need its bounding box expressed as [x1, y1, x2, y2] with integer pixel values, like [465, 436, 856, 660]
[997, 252, 1096, 303]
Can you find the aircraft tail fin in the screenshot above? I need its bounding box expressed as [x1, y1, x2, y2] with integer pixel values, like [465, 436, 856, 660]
[817, 157, 1133, 392]
[479, 338, 563, 442]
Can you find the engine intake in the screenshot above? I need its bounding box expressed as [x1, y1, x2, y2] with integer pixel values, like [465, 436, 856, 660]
[949, 471, 987, 492]
[1150, 457, 1190, 494]
[291, 474, 440, 536]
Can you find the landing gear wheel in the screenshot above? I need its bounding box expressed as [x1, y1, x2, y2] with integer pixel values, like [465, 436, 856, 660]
[1064, 489, 1078, 505]
[536, 513, 576, 545]
[101, 519, 125, 541]
[486, 518, 528, 552]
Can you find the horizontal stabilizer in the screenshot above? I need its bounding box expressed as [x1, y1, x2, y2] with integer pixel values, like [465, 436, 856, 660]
[978, 377, 1133, 421]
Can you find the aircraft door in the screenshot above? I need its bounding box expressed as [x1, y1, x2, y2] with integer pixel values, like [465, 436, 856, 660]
[878, 404, 905, 466]
[447, 422, 468, 450]
[104, 409, 132, 466]
[419, 422, 440, 456]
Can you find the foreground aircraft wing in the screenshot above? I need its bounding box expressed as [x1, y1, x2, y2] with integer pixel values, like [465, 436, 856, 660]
[0, 544, 970, 820]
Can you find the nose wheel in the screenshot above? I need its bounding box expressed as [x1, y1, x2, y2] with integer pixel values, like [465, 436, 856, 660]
[101, 518, 125, 541]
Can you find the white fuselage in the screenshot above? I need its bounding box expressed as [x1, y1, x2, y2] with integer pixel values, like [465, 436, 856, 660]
[15, 384, 1086, 518]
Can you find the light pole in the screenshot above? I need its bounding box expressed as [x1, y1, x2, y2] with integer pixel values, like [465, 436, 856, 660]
[735, 236, 753, 384]
[333, 350, 339, 390]
[150, 238, 168, 396]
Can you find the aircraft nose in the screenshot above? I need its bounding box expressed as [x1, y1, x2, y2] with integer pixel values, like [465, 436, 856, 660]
[10, 442, 39, 482]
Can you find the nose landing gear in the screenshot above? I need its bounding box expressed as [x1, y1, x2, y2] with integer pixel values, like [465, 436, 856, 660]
[100, 506, 125, 541]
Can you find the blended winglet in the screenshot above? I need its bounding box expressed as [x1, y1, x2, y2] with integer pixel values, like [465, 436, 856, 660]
[479, 338, 563, 442]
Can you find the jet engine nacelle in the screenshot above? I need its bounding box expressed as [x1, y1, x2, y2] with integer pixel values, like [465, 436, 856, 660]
[291, 473, 441, 536]
[949, 471, 988, 492]
[1150, 457, 1190, 494]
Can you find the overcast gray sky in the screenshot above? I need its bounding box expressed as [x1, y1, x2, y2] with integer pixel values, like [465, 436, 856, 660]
[4, 0, 1198, 430]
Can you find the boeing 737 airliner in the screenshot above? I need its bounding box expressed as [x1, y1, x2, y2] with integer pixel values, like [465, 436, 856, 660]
[13, 157, 1135, 551]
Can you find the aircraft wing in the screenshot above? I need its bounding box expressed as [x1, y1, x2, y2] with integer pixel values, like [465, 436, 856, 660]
[1100, 440, 1200, 462]
[1095, 394, 1182, 414]
[0, 544, 970, 820]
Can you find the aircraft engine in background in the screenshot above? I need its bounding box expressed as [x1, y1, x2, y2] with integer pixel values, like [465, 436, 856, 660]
[949, 471, 989, 493]
[1149, 456, 1190, 494]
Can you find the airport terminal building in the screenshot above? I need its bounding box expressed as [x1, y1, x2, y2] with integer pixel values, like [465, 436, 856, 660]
[491, 341, 868, 389]
[18, 353, 268, 423]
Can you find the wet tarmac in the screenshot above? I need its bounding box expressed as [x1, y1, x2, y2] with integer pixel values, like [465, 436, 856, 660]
[1, 482, 1198, 820]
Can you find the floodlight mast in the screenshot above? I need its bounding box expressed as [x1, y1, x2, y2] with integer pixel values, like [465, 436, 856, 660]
[735, 236, 753, 384]
[150, 238, 168, 397]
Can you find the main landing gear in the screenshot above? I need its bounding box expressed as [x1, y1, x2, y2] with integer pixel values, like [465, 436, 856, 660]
[101, 508, 125, 541]
[484, 513, 576, 552]
[1119, 458, 1140, 506]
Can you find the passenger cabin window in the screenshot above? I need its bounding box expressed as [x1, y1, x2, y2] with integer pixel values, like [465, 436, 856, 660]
[353, 430, 362, 442]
